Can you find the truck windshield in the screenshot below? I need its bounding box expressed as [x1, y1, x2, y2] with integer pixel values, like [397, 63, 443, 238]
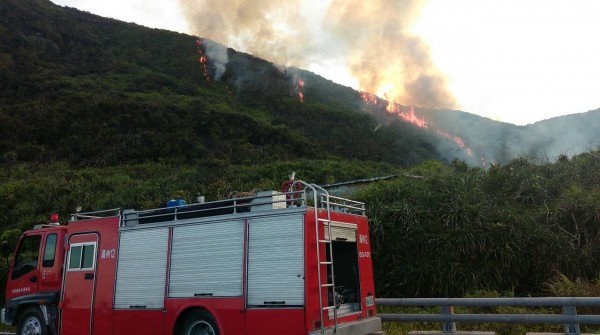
[12, 235, 41, 280]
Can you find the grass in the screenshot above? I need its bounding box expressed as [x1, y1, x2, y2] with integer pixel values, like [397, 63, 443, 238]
[0, 324, 14, 332]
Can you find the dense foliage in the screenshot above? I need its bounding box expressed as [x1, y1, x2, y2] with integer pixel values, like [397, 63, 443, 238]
[0, 160, 398, 231]
[359, 151, 600, 297]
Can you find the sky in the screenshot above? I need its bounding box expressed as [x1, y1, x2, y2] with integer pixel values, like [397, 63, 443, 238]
[50, 0, 600, 126]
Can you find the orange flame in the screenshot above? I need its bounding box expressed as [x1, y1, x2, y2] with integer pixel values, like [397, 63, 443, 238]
[359, 92, 479, 159]
[436, 130, 465, 149]
[385, 102, 429, 129]
[196, 39, 211, 83]
[360, 91, 378, 105]
[437, 130, 474, 157]
[296, 79, 305, 103]
[398, 106, 428, 129]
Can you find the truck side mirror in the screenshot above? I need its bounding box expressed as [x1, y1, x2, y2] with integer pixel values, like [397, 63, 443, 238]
[2, 240, 10, 258]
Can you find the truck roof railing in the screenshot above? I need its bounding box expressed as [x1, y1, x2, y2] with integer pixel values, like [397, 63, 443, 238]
[318, 193, 365, 214]
[121, 181, 365, 227]
[69, 208, 121, 222]
[293, 181, 365, 216]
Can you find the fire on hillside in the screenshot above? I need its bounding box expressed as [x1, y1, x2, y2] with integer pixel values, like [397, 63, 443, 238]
[196, 38, 489, 167]
[359, 91, 492, 166]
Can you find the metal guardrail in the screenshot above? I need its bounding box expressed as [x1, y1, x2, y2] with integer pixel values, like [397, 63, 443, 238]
[377, 297, 600, 335]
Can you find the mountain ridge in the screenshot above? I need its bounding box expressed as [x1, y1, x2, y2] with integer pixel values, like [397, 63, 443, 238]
[2, 0, 599, 168]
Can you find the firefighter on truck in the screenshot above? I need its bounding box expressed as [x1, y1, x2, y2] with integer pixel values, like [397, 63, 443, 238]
[2, 178, 382, 335]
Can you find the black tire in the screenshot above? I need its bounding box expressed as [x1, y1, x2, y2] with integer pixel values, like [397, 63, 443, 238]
[17, 307, 48, 335]
[179, 309, 219, 335]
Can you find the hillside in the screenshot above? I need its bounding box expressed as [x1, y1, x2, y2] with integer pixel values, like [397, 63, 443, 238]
[2, 0, 600, 170]
[419, 107, 600, 165]
[0, 0, 441, 168]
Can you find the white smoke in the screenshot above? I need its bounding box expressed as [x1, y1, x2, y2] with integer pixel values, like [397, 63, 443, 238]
[179, 0, 456, 109]
[202, 39, 228, 80]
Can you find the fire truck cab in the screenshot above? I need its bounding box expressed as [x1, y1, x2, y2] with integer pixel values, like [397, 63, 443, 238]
[2, 180, 382, 335]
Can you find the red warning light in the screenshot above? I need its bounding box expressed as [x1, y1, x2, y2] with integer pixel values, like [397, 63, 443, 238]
[50, 213, 59, 223]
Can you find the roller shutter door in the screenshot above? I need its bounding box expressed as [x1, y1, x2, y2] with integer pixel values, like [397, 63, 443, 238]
[169, 220, 244, 297]
[324, 222, 357, 242]
[247, 214, 304, 306]
[114, 228, 169, 309]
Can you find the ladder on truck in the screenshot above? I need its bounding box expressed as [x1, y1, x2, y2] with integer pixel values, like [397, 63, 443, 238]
[297, 182, 339, 334]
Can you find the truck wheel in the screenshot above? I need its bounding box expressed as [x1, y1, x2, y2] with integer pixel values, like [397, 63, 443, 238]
[17, 307, 48, 335]
[180, 310, 219, 335]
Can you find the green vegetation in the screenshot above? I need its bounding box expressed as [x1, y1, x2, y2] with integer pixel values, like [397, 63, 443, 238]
[357, 152, 600, 298]
[0, 160, 398, 231]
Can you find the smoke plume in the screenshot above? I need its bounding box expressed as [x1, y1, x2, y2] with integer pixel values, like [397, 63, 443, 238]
[202, 39, 228, 80]
[179, 0, 456, 109]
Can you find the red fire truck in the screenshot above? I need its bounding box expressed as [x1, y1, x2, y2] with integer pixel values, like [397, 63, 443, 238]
[2, 179, 382, 335]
